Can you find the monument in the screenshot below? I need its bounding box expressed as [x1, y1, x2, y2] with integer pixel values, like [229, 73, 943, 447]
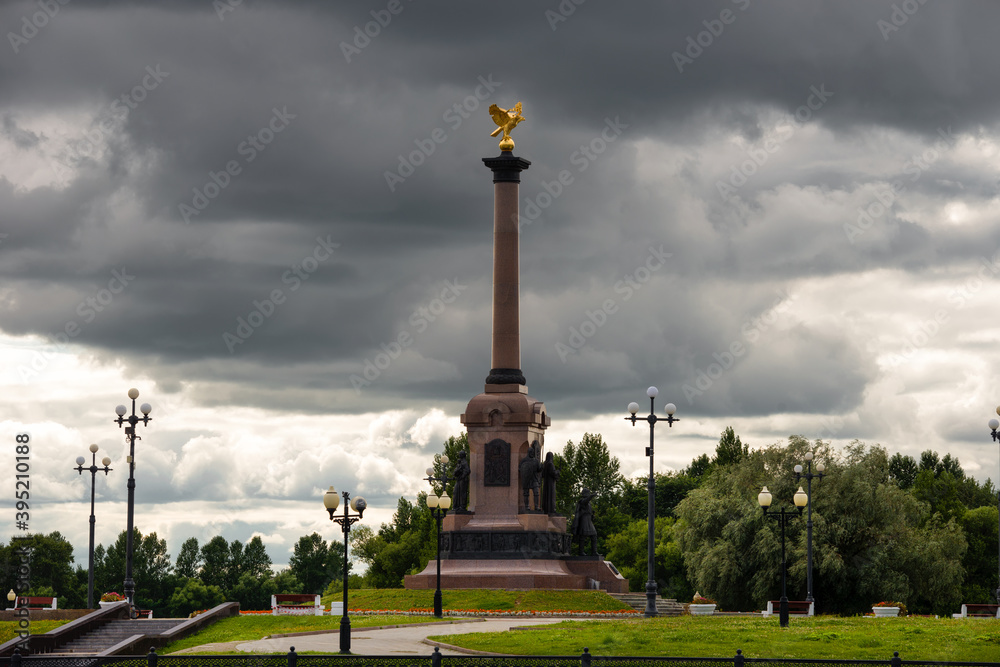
[404, 105, 627, 592]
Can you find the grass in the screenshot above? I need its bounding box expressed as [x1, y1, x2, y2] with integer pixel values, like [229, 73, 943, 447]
[160, 614, 448, 654]
[430, 615, 1000, 661]
[164, 590, 630, 654]
[0, 620, 71, 644]
[324, 589, 633, 612]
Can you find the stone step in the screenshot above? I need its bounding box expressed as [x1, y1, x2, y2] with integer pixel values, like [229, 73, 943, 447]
[608, 593, 685, 616]
[55, 618, 188, 654]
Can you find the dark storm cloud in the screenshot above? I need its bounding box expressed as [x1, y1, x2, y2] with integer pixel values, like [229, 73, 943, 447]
[2, 0, 999, 423]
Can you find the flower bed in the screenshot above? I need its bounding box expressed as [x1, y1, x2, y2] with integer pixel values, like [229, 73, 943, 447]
[347, 608, 642, 618]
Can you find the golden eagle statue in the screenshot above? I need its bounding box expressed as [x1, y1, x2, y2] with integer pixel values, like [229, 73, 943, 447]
[488, 102, 524, 151]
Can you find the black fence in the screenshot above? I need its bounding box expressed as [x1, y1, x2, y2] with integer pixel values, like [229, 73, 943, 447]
[1, 648, 998, 667]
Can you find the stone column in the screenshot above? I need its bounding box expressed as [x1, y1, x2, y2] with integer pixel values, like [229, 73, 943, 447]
[482, 153, 530, 386]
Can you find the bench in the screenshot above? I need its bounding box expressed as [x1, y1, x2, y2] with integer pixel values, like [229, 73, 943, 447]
[8, 596, 57, 610]
[271, 594, 323, 616]
[952, 603, 1000, 619]
[761, 600, 813, 617]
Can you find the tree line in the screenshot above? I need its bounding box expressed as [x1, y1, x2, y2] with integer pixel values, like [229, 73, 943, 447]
[0, 530, 350, 618]
[3, 428, 996, 617]
[350, 429, 998, 616]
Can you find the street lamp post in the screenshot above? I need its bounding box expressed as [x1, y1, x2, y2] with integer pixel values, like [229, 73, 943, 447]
[626, 386, 679, 618]
[426, 492, 452, 618]
[74, 444, 113, 609]
[113, 388, 151, 612]
[758, 485, 807, 627]
[794, 452, 826, 605]
[323, 486, 366, 655]
[424, 457, 452, 618]
[988, 407, 1000, 606]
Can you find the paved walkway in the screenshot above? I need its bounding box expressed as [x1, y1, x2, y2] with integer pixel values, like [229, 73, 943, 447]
[176, 617, 565, 656]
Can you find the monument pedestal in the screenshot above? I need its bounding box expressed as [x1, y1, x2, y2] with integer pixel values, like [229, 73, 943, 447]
[403, 382, 628, 593]
[404, 557, 627, 592]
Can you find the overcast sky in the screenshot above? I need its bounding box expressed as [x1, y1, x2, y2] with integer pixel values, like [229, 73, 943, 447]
[3, 0, 1000, 577]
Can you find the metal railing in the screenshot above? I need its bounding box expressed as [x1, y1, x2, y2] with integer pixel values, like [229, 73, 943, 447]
[1, 647, 998, 667]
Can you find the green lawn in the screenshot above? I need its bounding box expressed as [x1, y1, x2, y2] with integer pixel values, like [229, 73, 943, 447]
[0, 620, 71, 644]
[161, 614, 448, 653]
[328, 589, 633, 612]
[430, 615, 1000, 662]
[164, 590, 630, 654]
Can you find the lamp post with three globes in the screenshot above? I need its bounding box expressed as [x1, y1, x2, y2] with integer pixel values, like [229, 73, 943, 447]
[626, 386, 679, 618]
[794, 451, 826, 605]
[113, 388, 151, 610]
[74, 444, 113, 609]
[323, 486, 366, 654]
[424, 456, 452, 618]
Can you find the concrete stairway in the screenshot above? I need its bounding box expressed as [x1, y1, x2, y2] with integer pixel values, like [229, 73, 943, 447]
[50, 619, 188, 655]
[608, 592, 685, 616]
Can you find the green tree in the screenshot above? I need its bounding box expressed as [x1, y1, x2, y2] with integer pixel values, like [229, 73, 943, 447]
[95, 529, 174, 615]
[957, 476, 996, 511]
[230, 572, 277, 611]
[912, 469, 967, 523]
[227, 540, 244, 592]
[351, 495, 435, 588]
[685, 453, 712, 481]
[242, 536, 273, 580]
[960, 505, 1000, 604]
[919, 449, 941, 473]
[604, 517, 691, 600]
[620, 472, 699, 520]
[289, 533, 343, 594]
[675, 438, 967, 616]
[554, 433, 628, 552]
[714, 426, 748, 467]
[0, 532, 81, 608]
[939, 453, 964, 479]
[168, 578, 224, 617]
[430, 433, 470, 497]
[272, 569, 303, 594]
[199, 536, 231, 590]
[175, 537, 201, 578]
[888, 453, 918, 489]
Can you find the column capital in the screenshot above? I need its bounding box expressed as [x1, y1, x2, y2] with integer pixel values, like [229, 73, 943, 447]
[483, 153, 531, 183]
